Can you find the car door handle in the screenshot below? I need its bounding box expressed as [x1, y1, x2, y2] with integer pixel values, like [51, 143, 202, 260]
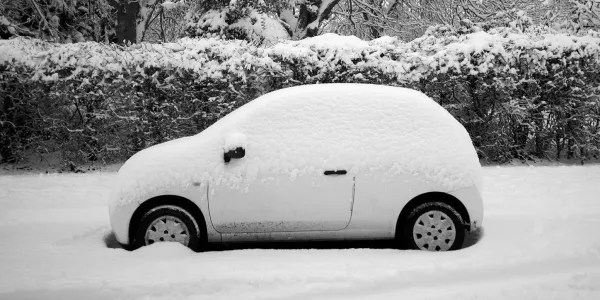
[324, 170, 347, 175]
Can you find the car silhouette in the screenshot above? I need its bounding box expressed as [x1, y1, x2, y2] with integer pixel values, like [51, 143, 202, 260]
[108, 83, 483, 252]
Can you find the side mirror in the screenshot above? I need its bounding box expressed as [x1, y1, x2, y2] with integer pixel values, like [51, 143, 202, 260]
[224, 147, 245, 163]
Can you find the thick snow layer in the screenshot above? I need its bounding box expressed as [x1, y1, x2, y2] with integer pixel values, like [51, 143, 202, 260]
[161, 1, 181, 10]
[1, 166, 600, 299]
[3, 28, 599, 85]
[223, 132, 247, 151]
[112, 84, 481, 208]
[189, 8, 289, 45]
[296, 33, 370, 50]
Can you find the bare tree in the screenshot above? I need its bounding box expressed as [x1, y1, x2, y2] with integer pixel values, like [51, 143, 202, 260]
[108, 0, 174, 44]
[279, 0, 343, 38]
[326, 0, 574, 41]
[1, 0, 114, 42]
[326, 0, 470, 40]
[570, 0, 600, 31]
[142, 2, 187, 43]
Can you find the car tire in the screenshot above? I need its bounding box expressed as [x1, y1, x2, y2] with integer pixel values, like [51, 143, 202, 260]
[134, 205, 202, 251]
[400, 202, 465, 251]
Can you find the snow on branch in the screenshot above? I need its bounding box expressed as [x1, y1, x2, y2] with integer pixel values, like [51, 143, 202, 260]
[2, 22, 600, 85]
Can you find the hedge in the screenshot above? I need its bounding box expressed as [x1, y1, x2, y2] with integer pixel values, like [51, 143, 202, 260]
[1, 22, 600, 167]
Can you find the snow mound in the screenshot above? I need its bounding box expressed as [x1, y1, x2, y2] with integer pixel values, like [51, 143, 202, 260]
[110, 84, 482, 210]
[296, 33, 370, 50]
[134, 242, 195, 258]
[160, 1, 180, 10]
[223, 132, 247, 151]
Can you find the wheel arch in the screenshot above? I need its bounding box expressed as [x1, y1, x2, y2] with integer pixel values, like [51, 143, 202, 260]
[128, 195, 208, 248]
[395, 192, 471, 237]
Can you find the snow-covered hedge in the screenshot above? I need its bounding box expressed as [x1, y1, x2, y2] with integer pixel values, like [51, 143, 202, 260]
[1, 23, 600, 165]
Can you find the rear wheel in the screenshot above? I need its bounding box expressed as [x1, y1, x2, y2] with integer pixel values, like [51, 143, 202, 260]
[401, 202, 465, 251]
[134, 205, 202, 251]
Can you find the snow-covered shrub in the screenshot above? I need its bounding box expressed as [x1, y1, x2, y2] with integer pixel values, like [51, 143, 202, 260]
[1, 23, 600, 165]
[0, 37, 290, 164]
[184, 2, 289, 46]
[570, 0, 600, 32]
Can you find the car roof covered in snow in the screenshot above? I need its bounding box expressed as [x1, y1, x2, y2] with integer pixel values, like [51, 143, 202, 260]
[111, 84, 482, 209]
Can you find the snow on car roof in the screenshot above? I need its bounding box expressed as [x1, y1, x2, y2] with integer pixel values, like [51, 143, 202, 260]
[112, 84, 481, 209]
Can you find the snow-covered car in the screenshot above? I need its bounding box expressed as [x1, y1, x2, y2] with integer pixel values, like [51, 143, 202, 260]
[108, 83, 483, 252]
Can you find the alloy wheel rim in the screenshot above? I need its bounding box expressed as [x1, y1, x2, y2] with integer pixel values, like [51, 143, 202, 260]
[145, 215, 190, 246]
[412, 210, 456, 251]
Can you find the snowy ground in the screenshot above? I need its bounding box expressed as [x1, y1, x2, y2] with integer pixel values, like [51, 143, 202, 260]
[0, 166, 599, 300]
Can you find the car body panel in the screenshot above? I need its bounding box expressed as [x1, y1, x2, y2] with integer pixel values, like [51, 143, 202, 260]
[208, 173, 354, 233]
[220, 228, 392, 243]
[108, 200, 139, 245]
[348, 172, 451, 235]
[219, 172, 480, 243]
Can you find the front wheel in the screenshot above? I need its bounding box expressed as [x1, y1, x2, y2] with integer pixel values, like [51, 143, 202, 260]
[134, 205, 202, 251]
[401, 202, 465, 251]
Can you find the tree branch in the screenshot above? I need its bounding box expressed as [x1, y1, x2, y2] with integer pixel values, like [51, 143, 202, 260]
[27, 0, 54, 37]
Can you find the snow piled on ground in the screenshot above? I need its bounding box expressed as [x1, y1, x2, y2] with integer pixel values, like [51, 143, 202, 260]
[1, 166, 599, 299]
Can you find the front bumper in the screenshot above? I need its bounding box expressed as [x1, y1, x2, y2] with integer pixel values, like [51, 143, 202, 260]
[109, 201, 139, 246]
[450, 185, 484, 233]
[467, 220, 479, 232]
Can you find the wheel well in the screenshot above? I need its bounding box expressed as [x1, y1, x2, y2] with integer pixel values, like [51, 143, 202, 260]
[128, 195, 208, 246]
[396, 192, 471, 235]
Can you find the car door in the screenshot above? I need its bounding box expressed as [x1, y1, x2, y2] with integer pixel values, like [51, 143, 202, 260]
[207, 98, 356, 233]
[209, 168, 354, 233]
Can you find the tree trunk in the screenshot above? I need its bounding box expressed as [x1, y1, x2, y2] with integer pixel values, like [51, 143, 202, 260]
[0, 88, 16, 163]
[534, 115, 545, 157]
[110, 0, 140, 44]
[292, 0, 342, 39]
[361, 10, 381, 39]
[513, 122, 529, 156]
[555, 130, 563, 160]
[295, 4, 314, 38]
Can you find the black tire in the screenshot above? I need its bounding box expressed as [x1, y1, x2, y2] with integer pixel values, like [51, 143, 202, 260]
[133, 205, 203, 251]
[399, 201, 466, 251]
